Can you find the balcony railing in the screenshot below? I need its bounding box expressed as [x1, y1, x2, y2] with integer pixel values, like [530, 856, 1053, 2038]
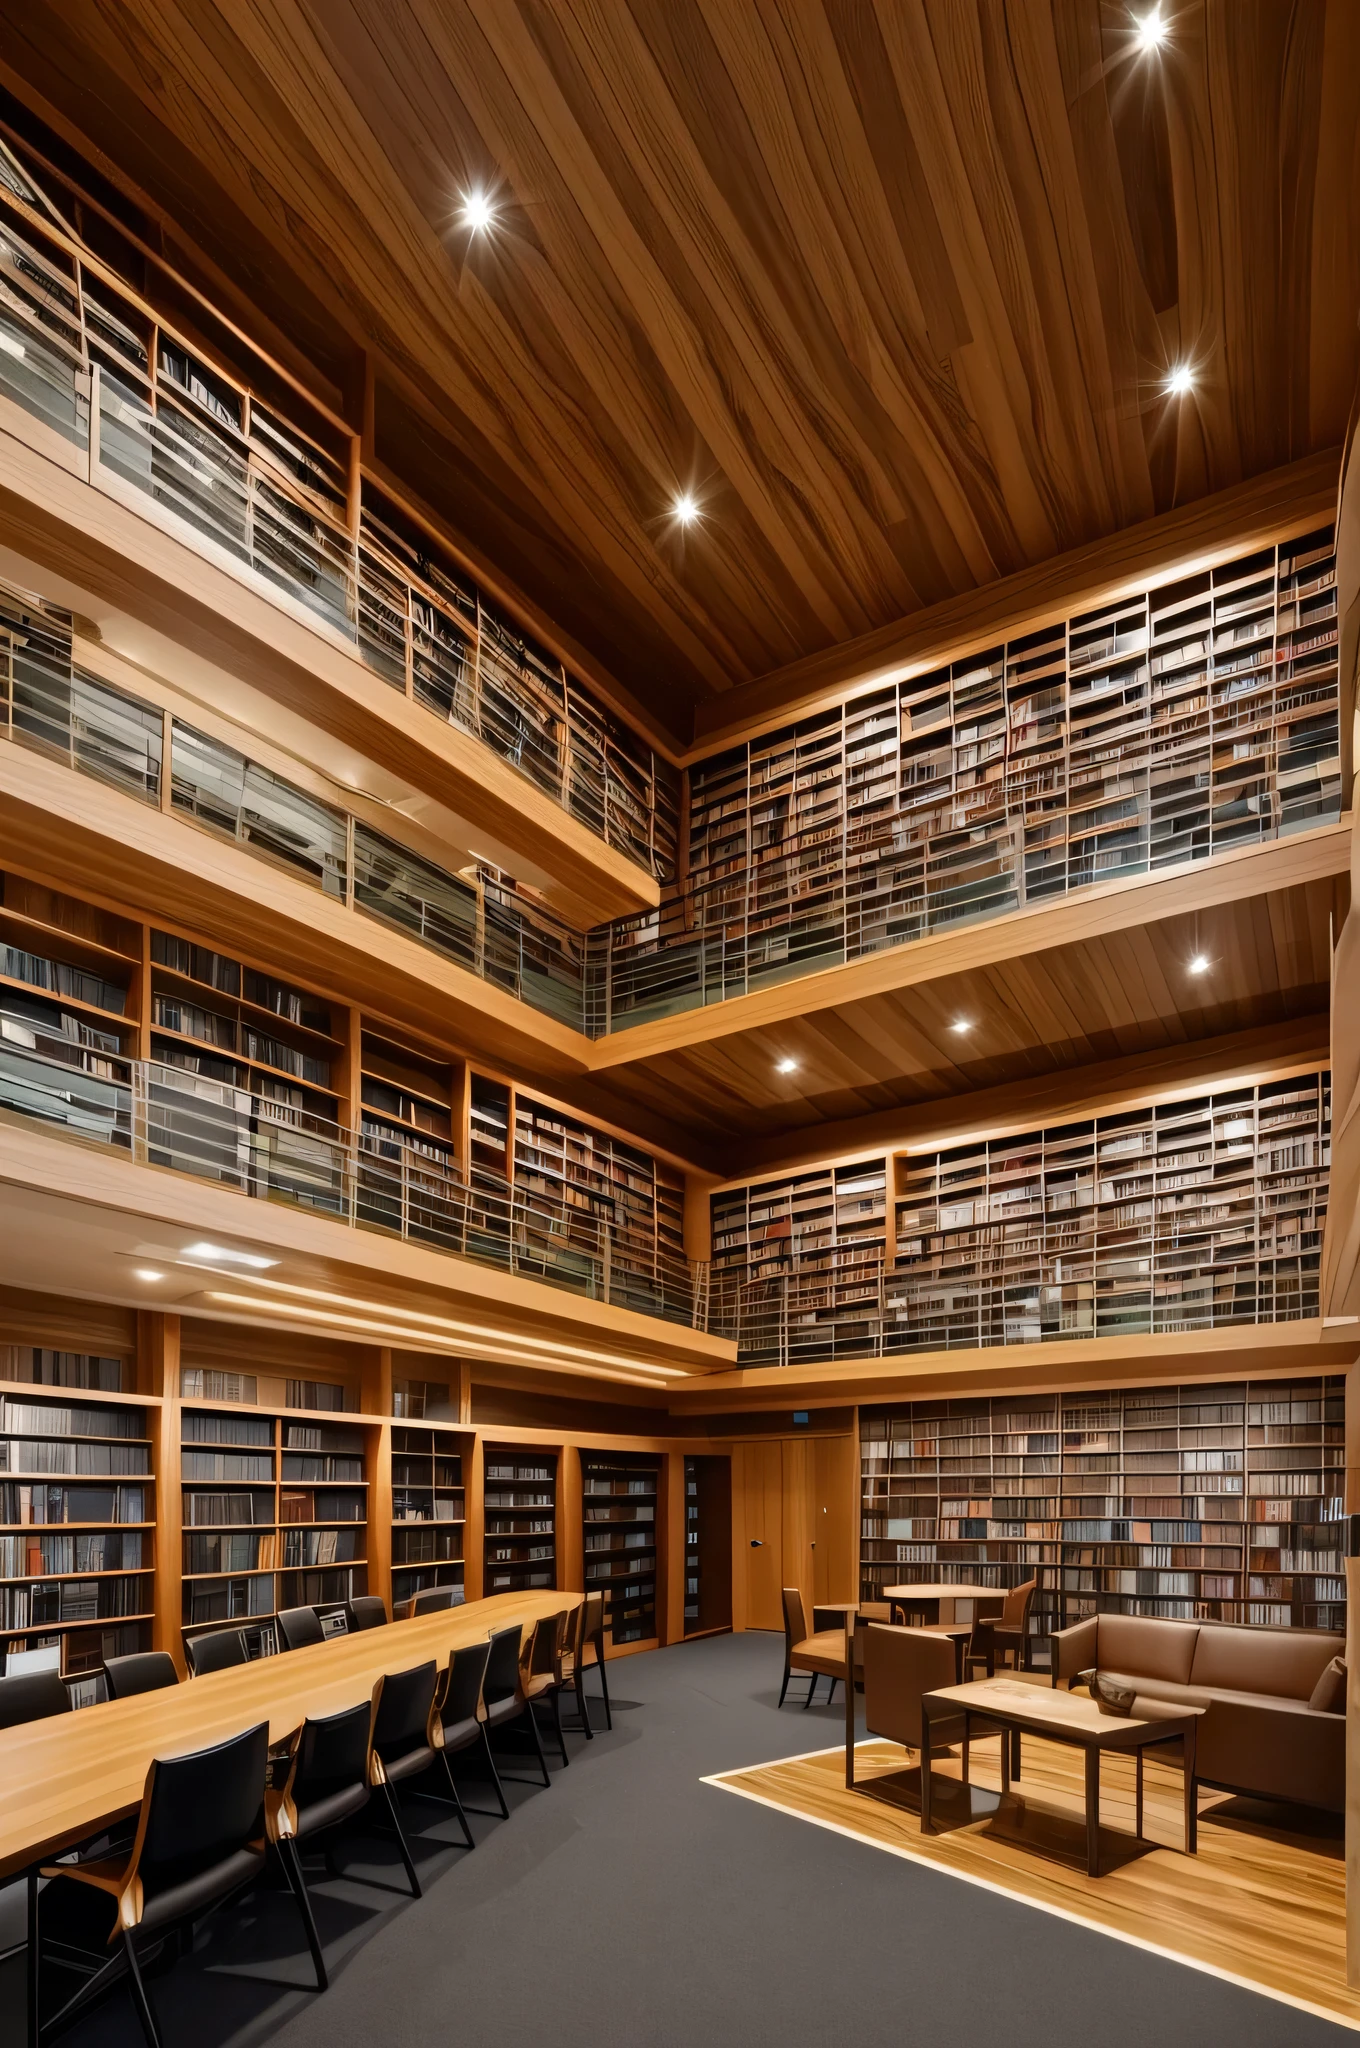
[0, 161, 677, 884]
[0, 1020, 717, 1335]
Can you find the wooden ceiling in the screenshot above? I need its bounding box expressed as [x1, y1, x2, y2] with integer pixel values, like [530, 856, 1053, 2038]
[1, 2, 1357, 746]
[579, 864, 1345, 1163]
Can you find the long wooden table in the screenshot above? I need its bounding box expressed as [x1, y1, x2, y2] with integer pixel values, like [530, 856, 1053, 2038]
[0, 1590, 575, 1881]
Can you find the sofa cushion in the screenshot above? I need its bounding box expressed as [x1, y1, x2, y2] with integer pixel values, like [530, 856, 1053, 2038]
[1096, 1614, 1198, 1684]
[1189, 1623, 1340, 1701]
[1097, 1672, 1212, 1711]
[1309, 1655, 1347, 1714]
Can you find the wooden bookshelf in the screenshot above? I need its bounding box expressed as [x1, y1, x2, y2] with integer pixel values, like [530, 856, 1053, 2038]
[860, 1374, 1345, 1659]
[149, 927, 345, 1123]
[683, 1454, 732, 1637]
[514, 1095, 685, 1313]
[0, 1386, 155, 1704]
[582, 1452, 659, 1645]
[391, 1423, 468, 1607]
[180, 1409, 367, 1658]
[482, 1444, 558, 1594]
[711, 1160, 888, 1364]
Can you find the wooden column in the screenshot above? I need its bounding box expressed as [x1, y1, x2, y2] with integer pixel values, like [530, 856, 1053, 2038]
[360, 1348, 393, 1619]
[558, 1445, 583, 1597]
[660, 1450, 686, 1645]
[138, 1311, 184, 1676]
[463, 1431, 484, 1600]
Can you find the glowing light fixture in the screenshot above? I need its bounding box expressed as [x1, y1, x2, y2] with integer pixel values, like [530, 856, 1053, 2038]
[1165, 363, 1194, 396]
[1134, 5, 1168, 52]
[950, 1019, 973, 1034]
[776, 1058, 798, 1075]
[672, 492, 699, 526]
[1188, 954, 1209, 975]
[182, 1241, 277, 1269]
[133, 1268, 164, 1283]
[461, 190, 495, 233]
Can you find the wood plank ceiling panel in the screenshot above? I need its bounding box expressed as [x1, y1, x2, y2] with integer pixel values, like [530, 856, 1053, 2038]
[0, 1, 1355, 743]
[583, 872, 1344, 1153]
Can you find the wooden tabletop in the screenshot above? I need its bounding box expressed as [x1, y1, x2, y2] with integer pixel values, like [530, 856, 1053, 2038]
[923, 1677, 1202, 1748]
[880, 1584, 1005, 1604]
[0, 1589, 574, 1879]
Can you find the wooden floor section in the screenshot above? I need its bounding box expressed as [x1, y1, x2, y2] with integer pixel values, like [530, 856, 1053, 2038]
[705, 1736, 1355, 2030]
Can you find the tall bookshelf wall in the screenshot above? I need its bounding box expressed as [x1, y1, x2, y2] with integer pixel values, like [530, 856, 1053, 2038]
[582, 1452, 659, 1644]
[483, 1445, 558, 1594]
[181, 1411, 368, 1657]
[513, 1095, 686, 1314]
[0, 1388, 154, 1705]
[861, 1376, 1346, 1657]
[611, 525, 1340, 1011]
[711, 1161, 888, 1364]
[391, 1425, 467, 1607]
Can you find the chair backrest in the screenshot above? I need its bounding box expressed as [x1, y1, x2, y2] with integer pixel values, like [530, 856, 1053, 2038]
[134, 1722, 269, 1905]
[440, 1640, 492, 1728]
[185, 1628, 248, 1676]
[781, 1586, 808, 1649]
[528, 1612, 565, 1681]
[290, 1696, 375, 1810]
[1002, 1577, 1037, 1628]
[277, 1605, 326, 1652]
[408, 1586, 458, 1617]
[104, 1651, 179, 1700]
[346, 1595, 389, 1631]
[583, 1592, 605, 1644]
[483, 1624, 524, 1706]
[562, 1600, 586, 1667]
[371, 1661, 438, 1761]
[863, 1626, 958, 1750]
[0, 1670, 70, 1727]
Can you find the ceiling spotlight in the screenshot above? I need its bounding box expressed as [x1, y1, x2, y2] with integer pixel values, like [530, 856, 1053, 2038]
[950, 1020, 973, 1034]
[1188, 954, 1210, 975]
[1134, 5, 1168, 51]
[461, 189, 495, 233]
[672, 492, 699, 526]
[133, 1268, 164, 1283]
[776, 1058, 798, 1075]
[1165, 363, 1194, 396]
[181, 1241, 278, 1269]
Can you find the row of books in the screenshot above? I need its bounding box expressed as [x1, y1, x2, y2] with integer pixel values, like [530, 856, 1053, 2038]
[0, 1531, 143, 1575]
[0, 1482, 145, 1525]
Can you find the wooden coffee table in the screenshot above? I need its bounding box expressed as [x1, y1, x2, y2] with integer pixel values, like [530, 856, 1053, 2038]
[920, 1677, 1202, 1876]
[880, 1583, 1005, 1626]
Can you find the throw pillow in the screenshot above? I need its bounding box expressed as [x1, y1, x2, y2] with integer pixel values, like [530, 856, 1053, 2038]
[1310, 1655, 1346, 1714]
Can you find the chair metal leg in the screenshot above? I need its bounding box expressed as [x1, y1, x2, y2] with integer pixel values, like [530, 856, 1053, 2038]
[574, 1667, 594, 1738]
[27, 1864, 39, 2048]
[279, 1838, 328, 1990]
[550, 1687, 569, 1767]
[778, 1659, 791, 1708]
[121, 1933, 163, 2048]
[377, 1778, 422, 1898]
[827, 1677, 838, 1704]
[526, 1703, 553, 1786]
[481, 1725, 511, 1817]
[802, 1671, 818, 1708]
[439, 1752, 476, 1849]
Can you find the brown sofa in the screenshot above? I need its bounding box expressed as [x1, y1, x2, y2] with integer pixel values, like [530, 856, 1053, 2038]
[1051, 1613, 1345, 1813]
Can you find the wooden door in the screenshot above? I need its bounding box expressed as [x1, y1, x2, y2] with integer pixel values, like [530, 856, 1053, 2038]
[732, 1440, 784, 1629]
[811, 1436, 855, 1606]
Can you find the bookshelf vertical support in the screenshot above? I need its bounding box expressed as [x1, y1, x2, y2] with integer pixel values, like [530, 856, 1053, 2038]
[140, 1311, 184, 1676]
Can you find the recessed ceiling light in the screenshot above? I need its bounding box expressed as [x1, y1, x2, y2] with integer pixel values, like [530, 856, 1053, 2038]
[182, 1241, 277, 1269]
[1134, 5, 1168, 51]
[133, 1268, 164, 1283]
[776, 1057, 798, 1075]
[950, 1020, 973, 1034]
[1188, 954, 1210, 975]
[1166, 363, 1194, 396]
[461, 189, 495, 233]
[672, 492, 699, 526]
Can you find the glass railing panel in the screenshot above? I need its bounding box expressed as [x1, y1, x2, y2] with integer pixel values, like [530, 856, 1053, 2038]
[2, 604, 162, 804]
[0, 208, 88, 446]
[170, 721, 347, 896]
[352, 822, 479, 971]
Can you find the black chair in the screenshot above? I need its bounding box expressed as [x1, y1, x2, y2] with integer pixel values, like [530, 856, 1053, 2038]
[525, 1611, 570, 1768]
[482, 1623, 550, 1789]
[269, 1693, 377, 1989]
[431, 1639, 505, 1826]
[35, 1722, 302, 2048]
[367, 1662, 441, 1897]
[406, 1587, 458, 1618]
[578, 1591, 613, 1731]
[104, 1653, 179, 1700]
[185, 1629, 248, 1676]
[558, 1601, 592, 1740]
[0, 1670, 70, 1728]
[276, 1606, 326, 1652]
[346, 1596, 388, 1631]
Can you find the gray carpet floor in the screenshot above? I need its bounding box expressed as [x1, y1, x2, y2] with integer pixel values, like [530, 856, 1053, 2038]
[7, 1629, 1350, 2048]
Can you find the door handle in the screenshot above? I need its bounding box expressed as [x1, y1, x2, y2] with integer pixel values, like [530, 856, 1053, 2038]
[750, 1539, 764, 1548]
